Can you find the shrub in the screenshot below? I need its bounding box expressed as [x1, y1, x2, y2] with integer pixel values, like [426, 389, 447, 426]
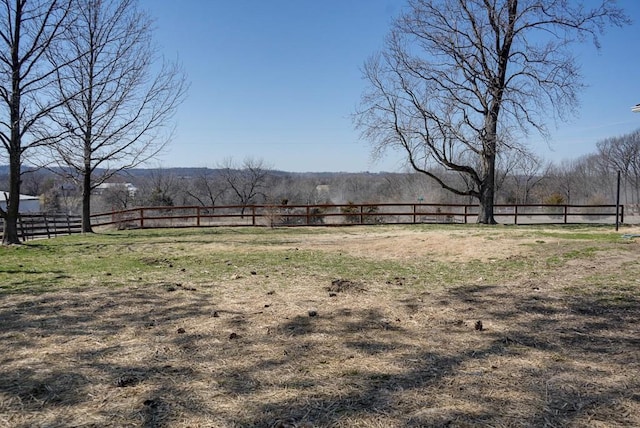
[262, 205, 282, 227]
[544, 193, 565, 205]
[341, 202, 360, 224]
[542, 193, 565, 220]
[363, 205, 382, 224]
[308, 207, 325, 224]
[341, 202, 381, 224]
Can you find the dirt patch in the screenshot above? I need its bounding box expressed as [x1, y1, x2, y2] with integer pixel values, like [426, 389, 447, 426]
[206, 225, 640, 263]
[326, 278, 366, 293]
[283, 228, 535, 262]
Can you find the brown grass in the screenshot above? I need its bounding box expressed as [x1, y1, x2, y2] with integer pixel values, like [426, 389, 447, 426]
[1, 226, 639, 427]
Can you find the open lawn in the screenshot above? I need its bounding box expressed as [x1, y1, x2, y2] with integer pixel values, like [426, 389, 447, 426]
[1, 224, 639, 427]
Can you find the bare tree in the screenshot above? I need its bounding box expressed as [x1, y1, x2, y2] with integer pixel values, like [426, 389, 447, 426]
[507, 153, 550, 204]
[46, 0, 187, 232]
[95, 182, 135, 212]
[355, 0, 628, 224]
[136, 168, 179, 207]
[219, 158, 271, 216]
[597, 129, 640, 207]
[547, 158, 595, 205]
[185, 169, 227, 210]
[0, 0, 74, 244]
[571, 154, 613, 204]
[21, 169, 52, 196]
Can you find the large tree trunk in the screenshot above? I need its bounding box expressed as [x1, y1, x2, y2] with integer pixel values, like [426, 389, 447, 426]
[3, 151, 22, 244]
[81, 130, 93, 233]
[81, 166, 93, 233]
[477, 111, 499, 224]
[477, 183, 497, 224]
[4, 41, 23, 245]
[3, 0, 24, 245]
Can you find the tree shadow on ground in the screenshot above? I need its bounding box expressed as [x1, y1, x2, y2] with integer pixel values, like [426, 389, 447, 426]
[0, 280, 638, 427]
[231, 285, 640, 427]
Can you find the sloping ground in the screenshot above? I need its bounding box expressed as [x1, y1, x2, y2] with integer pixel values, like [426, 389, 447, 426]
[0, 226, 639, 427]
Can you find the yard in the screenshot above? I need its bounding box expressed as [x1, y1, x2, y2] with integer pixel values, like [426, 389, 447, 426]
[0, 225, 639, 427]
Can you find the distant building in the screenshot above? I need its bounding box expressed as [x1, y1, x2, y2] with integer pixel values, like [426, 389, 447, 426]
[95, 182, 138, 197]
[0, 192, 41, 213]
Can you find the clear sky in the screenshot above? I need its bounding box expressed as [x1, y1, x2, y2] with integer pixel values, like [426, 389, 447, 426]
[140, 0, 640, 173]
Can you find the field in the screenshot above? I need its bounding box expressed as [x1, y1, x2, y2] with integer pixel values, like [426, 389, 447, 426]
[1, 224, 639, 427]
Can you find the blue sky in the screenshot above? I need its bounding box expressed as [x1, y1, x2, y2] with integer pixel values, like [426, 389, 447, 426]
[141, 0, 640, 172]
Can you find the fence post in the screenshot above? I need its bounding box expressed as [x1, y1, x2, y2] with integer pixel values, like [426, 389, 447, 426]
[413, 204, 417, 224]
[359, 205, 364, 225]
[514, 205, 518, 225]
[43, 214, 50, 238]
[197, 206, 201, 227]
[306, 205, 310, 225]
[18, 215, 24, 242]
[252, 206, 256, 226]
[140, 208, 144, 228]
[616, 170, 621, 231]
[464, 205, 468, 224]
[563, 205, 568, 224]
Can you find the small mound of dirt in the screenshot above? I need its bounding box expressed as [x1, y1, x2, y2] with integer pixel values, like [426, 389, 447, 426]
[326, 279, 365, 293]
[140, 257, 173, 267]
[115, 373, 143, 388]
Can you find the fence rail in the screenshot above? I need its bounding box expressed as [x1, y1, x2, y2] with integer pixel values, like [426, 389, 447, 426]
[89, 203, 626, 230]
[0, 213, 83, 241]
[0, 203, 627, 242]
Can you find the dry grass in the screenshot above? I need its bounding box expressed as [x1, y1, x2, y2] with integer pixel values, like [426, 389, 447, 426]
[1, 225, 639, 427]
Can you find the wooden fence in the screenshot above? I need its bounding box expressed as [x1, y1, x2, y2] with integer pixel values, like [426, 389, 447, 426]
[89, 203, 625, 230]
[0, 213, 83, 241]
[1, 203, 626, 241]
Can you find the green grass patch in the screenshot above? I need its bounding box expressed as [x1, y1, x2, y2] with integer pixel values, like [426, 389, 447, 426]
[0, 225, 635, 294]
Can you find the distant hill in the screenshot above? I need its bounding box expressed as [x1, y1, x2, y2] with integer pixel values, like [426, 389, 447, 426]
[0, 165, 396, 180]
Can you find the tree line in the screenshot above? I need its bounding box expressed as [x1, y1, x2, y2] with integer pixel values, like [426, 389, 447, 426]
[5, 133, 638, 218]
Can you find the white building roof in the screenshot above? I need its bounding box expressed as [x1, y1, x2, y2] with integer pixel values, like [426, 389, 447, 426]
[0, 192, 40, 202]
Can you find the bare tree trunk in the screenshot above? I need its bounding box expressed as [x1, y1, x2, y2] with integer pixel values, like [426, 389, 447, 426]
[82, 164, 93, 233]
[3, 152, 21, 244]
[2, 0, 24, 245]
[477, 149, 497, 224]
[477, 184, 497, 224]
[81, 104, 93, 233]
